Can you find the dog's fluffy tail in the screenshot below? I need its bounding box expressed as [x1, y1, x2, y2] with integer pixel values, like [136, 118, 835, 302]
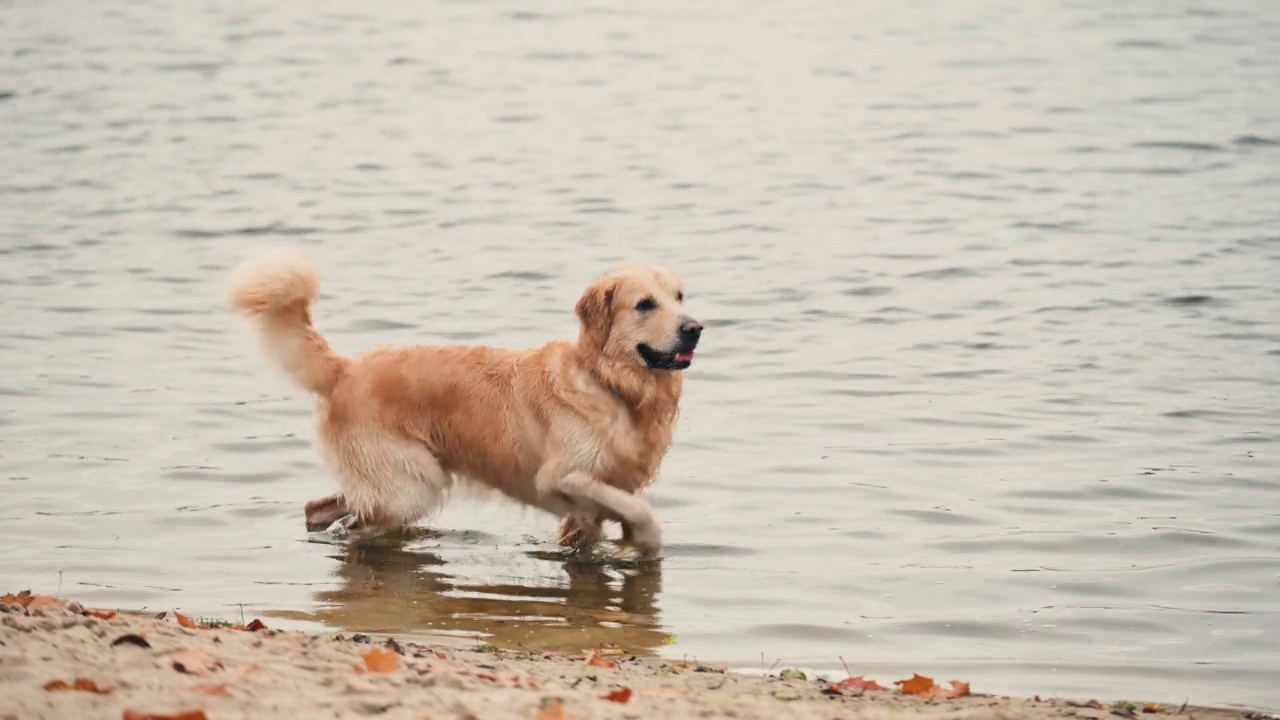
[227, 249, 347, 396]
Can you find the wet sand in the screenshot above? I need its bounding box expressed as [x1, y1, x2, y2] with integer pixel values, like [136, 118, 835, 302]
[1, 592, 1252, 720]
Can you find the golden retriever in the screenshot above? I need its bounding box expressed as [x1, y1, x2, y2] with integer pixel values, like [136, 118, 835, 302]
[226, 249, 702, 558]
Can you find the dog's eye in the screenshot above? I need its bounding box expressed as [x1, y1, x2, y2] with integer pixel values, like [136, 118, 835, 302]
[676, 291, 684, 302]
[635, 298, 657, 312]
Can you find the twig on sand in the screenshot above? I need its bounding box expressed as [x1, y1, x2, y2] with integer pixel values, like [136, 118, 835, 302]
[55, 570, 63, 599]
[839, 656, 851, 677]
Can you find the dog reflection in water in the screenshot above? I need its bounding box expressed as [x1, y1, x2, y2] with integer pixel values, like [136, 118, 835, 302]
[270, 537, 667, 654]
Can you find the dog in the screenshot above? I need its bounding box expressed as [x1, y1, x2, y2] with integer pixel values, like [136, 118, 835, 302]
[226, 249, 701, 557]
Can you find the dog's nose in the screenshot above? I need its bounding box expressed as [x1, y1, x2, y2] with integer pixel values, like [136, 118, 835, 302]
[679, 318, 703, 340]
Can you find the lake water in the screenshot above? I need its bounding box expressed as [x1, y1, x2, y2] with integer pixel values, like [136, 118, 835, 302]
[2, 0, 1278, 709]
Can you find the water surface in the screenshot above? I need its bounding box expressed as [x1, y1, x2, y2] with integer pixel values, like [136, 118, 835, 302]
[2, 0, 1278, 709]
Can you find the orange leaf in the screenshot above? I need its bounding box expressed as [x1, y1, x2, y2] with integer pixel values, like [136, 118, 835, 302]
[123, 710, 209, 720]
[947, 680, 971, 698]
[26, 595, 67, 612]
[3, 590, 33, 607]
[895, 673, 936, 695]
[362, 648, 401, 673]
[833, 675, 886, 692]
[44, 677, 112, 693]
[246, 618, 267, 631]
[475, 672, 499, 682]
[602, 687, 633, 704]
[585, 651, 616, 669]
[87, 609, 118, 620]
[174, 612, 199, 630]
[184, 683, 231, 697]
[165, 648, 223, 675]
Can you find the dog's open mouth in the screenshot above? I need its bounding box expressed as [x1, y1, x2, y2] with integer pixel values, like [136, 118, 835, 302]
[637, 343, 696, 370]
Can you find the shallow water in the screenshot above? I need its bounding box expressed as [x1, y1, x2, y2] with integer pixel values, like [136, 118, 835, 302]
[2, 0, 1279, 709]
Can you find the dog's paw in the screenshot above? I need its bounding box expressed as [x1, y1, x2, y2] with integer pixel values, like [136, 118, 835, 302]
[326, 514, 362, 539]
[623, 522, 663, 559]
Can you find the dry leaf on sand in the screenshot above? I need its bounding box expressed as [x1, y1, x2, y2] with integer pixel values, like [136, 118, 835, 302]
[894, 673, 971, 699]
[183, 683, 231, 697]
[602, 687, 632, 703]
[585, 651, 616, 670]
[833, 675, 886, 692]
[164, 648, 224, 675]
[2, 590, 66, 610]
[173, 612, 199, 630]
[123, 710, 209, 720]
[362, 648, 401, 673]
[112, 634, 152, 649]
[44, 678, 112, 693]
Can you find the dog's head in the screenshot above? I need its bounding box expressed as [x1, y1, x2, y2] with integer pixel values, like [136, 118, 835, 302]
[576, 265, 702, 371]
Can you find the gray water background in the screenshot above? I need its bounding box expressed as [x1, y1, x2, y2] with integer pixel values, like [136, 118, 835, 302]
[2, 0, 1279, 708]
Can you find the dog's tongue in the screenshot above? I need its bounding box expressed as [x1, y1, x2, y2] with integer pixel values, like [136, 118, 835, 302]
[675, 350, 695, 363]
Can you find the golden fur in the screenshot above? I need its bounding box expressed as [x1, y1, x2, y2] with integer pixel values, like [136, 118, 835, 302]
[226, 249, 702, 556]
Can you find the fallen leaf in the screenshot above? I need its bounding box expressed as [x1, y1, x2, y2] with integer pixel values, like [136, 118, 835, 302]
[779, 668, 807, 680]
[245, 618, 266, 631]
[363, 647, 401, 673]
[895, 673, 935, 695]
[26, 595, 67, 613]
[475, 672, 499, 682]
[1142, 704, 1163, 714]
[1, 590, 31, 606]
[44, 678, 112, 694]
[833, 675, 887, 692]
[112, 634, 152, 649]
[183, 683, 231, 697]
[122, 710, 209, 720]
[585, 651, 616, 670]
[602, 687, 632, 704]
[173, 612, 199, 630]
[895, 674, 971, 700]
[86, 609, 118, 620]
[944, 680, 971, 698]
[165, 648, 223, 675]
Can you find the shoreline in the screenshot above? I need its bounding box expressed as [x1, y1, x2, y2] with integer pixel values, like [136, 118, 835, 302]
[1, 591, 1266, 720]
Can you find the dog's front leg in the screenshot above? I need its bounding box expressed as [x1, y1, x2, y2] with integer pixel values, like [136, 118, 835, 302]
[538, 466, 662, 557]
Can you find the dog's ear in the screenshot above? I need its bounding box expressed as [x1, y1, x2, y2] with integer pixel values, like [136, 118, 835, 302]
[575, 276, 617, 351]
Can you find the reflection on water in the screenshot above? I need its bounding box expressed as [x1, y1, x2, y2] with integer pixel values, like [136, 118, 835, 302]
[272, 531, 668, 654]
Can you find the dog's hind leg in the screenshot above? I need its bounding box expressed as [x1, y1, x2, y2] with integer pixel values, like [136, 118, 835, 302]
[305, 493, 350, 531]
[320, 433, 452, 534]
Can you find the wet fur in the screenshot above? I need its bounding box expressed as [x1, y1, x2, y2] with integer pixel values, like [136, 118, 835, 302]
[226, 249, 696, 555]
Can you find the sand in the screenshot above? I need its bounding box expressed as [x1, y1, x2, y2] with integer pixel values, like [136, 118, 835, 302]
[0, 592, 1253, 720]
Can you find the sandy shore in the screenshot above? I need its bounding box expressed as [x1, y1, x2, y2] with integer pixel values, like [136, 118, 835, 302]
[0, 591, 1255, 720]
